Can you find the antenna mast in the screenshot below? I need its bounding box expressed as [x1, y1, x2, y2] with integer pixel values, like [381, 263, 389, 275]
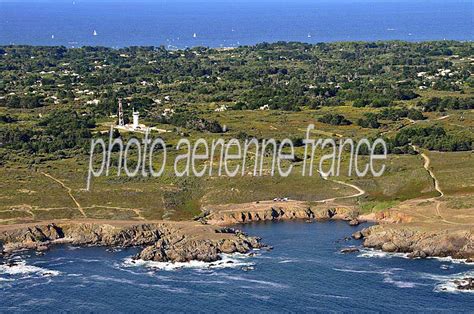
[118, 98, 124, 126]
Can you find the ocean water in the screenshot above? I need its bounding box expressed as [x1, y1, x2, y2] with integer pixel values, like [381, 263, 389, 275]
[0, 0, 472, 48]
[1, 221, 473, 312]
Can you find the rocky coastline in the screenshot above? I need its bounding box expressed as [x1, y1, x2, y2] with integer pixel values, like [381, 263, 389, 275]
[201, 201, 358, 225]
[202, 200, 474, 261]
[353, 225, 474, 260]
[1, 200, 473, 268]
[0, 221, 264, 263]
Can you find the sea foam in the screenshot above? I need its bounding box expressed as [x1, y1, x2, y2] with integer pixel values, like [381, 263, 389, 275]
[122, 252, 255, 271]
[0, 260, 60, 277]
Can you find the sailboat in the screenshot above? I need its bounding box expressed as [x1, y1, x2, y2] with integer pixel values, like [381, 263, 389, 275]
[93, 30, 98, 36]
[307, 33, 312, 38]
[51, 35, 55, 39]
[193, 33, 197, 38]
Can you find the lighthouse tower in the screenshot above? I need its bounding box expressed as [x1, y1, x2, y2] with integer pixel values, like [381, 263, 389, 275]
[132, 108, 139, 129]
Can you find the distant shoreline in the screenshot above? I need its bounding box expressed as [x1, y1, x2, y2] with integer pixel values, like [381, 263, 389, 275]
[1, 39, 473, 51]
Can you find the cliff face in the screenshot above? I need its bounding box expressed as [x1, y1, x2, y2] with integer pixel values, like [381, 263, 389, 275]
[0, 222, 263, 263]
[203, 201, 357, 225]
[355, 225, 474, 259]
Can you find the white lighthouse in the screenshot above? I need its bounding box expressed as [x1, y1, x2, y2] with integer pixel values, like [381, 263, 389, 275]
[132, 108, 139, 129]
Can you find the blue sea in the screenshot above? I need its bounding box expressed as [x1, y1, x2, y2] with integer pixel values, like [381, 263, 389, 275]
[0, 0, 472, 48]
[1, 221, 473, 312]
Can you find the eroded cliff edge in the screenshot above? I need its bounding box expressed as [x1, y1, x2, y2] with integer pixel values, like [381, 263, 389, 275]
[0, 221, 263, 263]
[203, 199, 474, 260]
[355, 225, 474, 260]
[1, 198, 473, 263]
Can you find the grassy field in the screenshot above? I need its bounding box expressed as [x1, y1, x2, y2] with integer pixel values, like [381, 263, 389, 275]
[0, 84, 472, 225]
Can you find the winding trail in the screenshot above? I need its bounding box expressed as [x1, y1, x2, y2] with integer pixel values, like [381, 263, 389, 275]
[411, 146, 467, 225]
[316, 170, 365, 203]
[41, 172, 87, 218]
[84, 205, 146, 220]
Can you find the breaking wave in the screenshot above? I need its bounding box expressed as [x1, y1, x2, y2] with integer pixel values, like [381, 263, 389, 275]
[358, 249, 473, 265]
[0, 260, 60, 277]
[421, 270, 474, 294]
[357, 249, 410, 259]
[122, 252, 255, 271]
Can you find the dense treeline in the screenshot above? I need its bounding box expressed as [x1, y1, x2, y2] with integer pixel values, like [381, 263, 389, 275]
[418, 97, 474, 112]
[158, 112, 223, 133]
[0, 41, 472, 115]
[0, 42, 472, 159]
[318, 114, 351, 126]
[388, 125, 472, 152]
[0, 109, 95, 153]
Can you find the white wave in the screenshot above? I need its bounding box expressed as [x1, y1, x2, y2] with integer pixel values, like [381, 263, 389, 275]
[427, 256, 473, 265]
[278, 259, 297, 264]
[357, 249, 409, 259]
[420, 270, 474, 294]
[311, 293, 351, 300]
[250, 294, 271, 300]
[214, 274, 288, 288]
[383, 275, 418, 288]
[123, 253, 254, 271]
[435, 281, 474, 294]
[67, 273, 83, 277]
[358, 249, 473, 265]
[85, 274, 190, 292]
[0, 261, 60, 277]
[333, 267, 396, 275]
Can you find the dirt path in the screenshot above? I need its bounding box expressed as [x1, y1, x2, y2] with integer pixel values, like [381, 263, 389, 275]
[41, 172, 87, 218]
[411, 147, 469, 225]
[84, 205, 146, 220]
[316, 171, 365, 203]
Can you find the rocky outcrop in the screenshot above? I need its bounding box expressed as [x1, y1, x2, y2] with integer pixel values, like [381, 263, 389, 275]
[454, 278, 474, 291]
[340, 247, 360, 254]
[0, 222, 263, 263]
[358, 225, 474, 259]
[204, 202, 357, 225]
[138, 232, 260, 263]
[359, 210, 413, 224]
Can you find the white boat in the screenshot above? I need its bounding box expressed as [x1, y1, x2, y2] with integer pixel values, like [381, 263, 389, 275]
[93, 30, 98, 36]
[51, 35, 55, 39]
[307, 33, 312, 38]
[193, 33, 197, 38]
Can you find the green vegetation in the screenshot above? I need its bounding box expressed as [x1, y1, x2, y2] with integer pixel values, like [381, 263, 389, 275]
[419, 97, 474, 112]
[0, 41, 472, 224]
[391, 125, 472, 152]
[318, 113, 352, 126]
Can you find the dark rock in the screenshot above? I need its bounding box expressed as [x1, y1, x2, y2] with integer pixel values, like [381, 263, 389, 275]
[340, 247, 360, 254]
[349, 219, 360, 226]
[454, 278, 474, 290]
[6, 260, 18, 267]
[407, 250, 427, 259]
